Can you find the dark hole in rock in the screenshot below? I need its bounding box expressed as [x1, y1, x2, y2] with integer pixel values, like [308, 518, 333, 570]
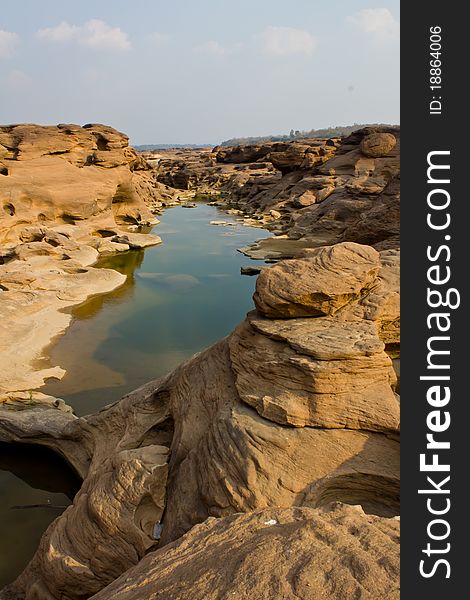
[0, 443, 82, 587]
[385, 343, 400, 359]
[94, 135, 109, 152]
[3, 203, 15, 216]
[0, 251, 15, 265]
[111, 183, 132, 205]
[392, 358, 400, 394]
[312, 473, 400, 518]
[138, 416, 175, 449]
[0, 166, 8, 176]
[115, 214, 140, 226]
[96, 229, 117, 238]
[66, 268, 88, 274]
[0, 442, 82, 501]
[61, 214, 77, 225]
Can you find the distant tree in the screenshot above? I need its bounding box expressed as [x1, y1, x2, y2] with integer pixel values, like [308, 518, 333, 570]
[219, 123, 397, 147]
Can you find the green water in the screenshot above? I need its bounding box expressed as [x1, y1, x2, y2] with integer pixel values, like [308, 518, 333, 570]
[42, 204, 268, 415]
[0, 203, 269, 587]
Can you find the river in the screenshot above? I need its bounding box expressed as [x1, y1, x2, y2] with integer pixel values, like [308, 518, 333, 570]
[0, 203, 269, 587]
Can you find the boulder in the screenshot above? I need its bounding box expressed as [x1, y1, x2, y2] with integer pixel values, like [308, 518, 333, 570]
[230, 313, 398, 430]
[360, 132, 397, 158]
[215, 144, 271, 164]
[254, 242, 381, 318]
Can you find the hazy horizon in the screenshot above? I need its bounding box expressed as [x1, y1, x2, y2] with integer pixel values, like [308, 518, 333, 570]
[1, 1, 400, 145]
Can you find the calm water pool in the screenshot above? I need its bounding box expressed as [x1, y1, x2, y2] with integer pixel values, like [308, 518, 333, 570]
[42, 203, 268, 414]
[0, 443, 81, 588]
[0, 203, 269, 587]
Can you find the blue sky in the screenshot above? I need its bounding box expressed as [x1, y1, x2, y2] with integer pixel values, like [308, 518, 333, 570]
[0, 1, 399, 144]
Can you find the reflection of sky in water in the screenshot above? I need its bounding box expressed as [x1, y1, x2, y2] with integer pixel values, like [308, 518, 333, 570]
[1, 204, 269, 587]
[42, 203, 269, 415]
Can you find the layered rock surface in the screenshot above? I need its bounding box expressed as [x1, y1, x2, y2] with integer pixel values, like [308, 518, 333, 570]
[0, 124, 171, 393]
[1, 125, 400, 599]
[153, 127, 400, 257]
[0, 240, 400, 599]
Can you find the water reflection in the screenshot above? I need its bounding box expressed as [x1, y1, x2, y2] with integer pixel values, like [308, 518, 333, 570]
[42, 204, 268, 415]
[0, 204, 268, 589]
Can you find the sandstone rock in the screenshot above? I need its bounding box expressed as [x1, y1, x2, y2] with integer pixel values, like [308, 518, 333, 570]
[0, 123, 169, 395]
[0, 262, 126, 392]
[1, 275, 400, 595]
[360, 132, 397, 158]
[151, 128, 400, 258]
[254, 242, 381, 318]
[212, 127, 400, 254]
[215, 144, 271, 164]
[293, 190, 316, 208]
[337, 249, 400, 345]
[340, 175, 400, 248]
[267, 144, 311, 173]
[92, 239, 131, 255]
[11, 446, 170, 599]
[92, 505, 400, 600]
[0, 127, 401, 598]
[111, 232, 162, 249]
[230, 315, 398, 431]
[0, 124, 164, 248]
[240, 265, 265, 276]
[268, 141, 335, 174]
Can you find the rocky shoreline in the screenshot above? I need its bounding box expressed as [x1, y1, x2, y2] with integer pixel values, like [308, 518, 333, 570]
[0, 125, 400, 598]
[0, 124, 176, 396]
[153, 126, 400, 258]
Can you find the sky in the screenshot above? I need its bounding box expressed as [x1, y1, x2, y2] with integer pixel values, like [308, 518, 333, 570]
[0, 1, 399, 145]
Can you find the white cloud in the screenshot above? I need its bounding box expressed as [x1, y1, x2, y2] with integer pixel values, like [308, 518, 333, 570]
[257, 26, 315, 57]
[36, 19, 130, 51]
[195, 40, 226, 57]
[348, 8, 399, 43]
[0, 30, 19, 58]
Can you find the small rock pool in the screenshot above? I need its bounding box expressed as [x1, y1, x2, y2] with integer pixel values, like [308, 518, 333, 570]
[0, 203, 270, 587]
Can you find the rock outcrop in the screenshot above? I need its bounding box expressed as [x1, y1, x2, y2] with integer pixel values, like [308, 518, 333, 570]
[92, 505, 400, 600]
[0, 124, 161, 243]
[0, 239, 400, 599]
[0, 124, 170, 394]
[253, 242, 381, 318]
[153, 126, 400, 258]
[0, 125, 400, 599]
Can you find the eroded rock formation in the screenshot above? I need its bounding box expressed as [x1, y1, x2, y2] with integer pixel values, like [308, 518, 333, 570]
[92, 504, 400, 600]
[0, 125, 400, 599]
[0, 124, 174, 393]
[154, 126, 400, 257]
[0, 239, 400, 599]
